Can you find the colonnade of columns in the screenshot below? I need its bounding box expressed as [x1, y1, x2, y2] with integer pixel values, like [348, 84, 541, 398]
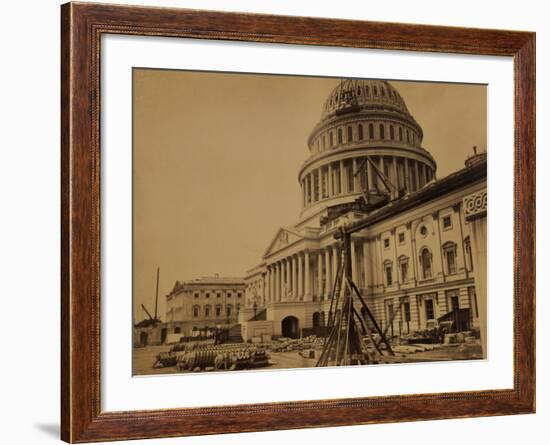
[265, 251, 311, 303]
[301, 155, 435, 208]
[264, 240, 365, 304]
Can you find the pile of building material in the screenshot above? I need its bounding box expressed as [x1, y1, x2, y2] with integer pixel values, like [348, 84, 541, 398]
[269, 336, 324, 353]
[154, 343, 270, 372]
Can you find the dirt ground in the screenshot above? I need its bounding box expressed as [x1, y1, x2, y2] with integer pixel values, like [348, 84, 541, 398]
[133, 342, 483, 376]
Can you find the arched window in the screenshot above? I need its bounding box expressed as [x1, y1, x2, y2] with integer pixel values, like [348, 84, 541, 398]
[204, 305, 211, 318]
[379, 124, 385, 139]
[390, 125, 395, 140]
[337, 128, 343, 144]
[192, 305, 200, 318]
[365, 86, 369, 95]
[215, 305, 222, 317]
[373, 86, 378, 95]
[357, 86, 362, 96]
[406, 129, 410, 144]
[226, 305, 233, 317]
[322, 135, 326, 150]
[399, 126, 403, 141]
[420, 248, 433, 279]
[312, 312, 321, 329]
[369, 123, 374, 139]
[347, 126, 353, 142]
[380, 86, 385, 96]
[329, 132, 334, 147]
[358, 124, 364, 140]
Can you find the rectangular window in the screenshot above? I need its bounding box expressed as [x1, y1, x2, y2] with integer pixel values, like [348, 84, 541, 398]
[217, 292, 221, 298]
[400, 261, 408, 283]
[227, 292, 232, 298]
[383, 238, 390, 249]
[390, 125, 395, 140]
[205, 293, 210, 298]
[369, 123, 374, 139]
[403, 302, 411, 322]
[398, 232, 405, 244]
[425, 299, 435, 320]
[442, 215, 452, 229]
[379, 124, 385, 139]
[446, 249, 456, 274]
[451, 295, 460, 311]
[194, 293, 199, 299]
[385, 265, 393, 286]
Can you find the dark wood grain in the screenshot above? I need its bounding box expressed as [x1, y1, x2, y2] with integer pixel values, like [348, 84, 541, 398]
[60, 2, 536, 442]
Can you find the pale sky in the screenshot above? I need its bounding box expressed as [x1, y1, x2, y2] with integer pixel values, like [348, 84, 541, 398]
[133, 69, 486, 321]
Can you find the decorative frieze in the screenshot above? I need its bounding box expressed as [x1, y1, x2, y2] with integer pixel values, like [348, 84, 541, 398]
[463, 190, 487, 221]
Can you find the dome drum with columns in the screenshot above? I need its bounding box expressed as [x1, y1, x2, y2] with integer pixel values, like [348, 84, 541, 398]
[298, 79, 437, 219]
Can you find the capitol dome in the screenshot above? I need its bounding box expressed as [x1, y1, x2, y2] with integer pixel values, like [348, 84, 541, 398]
[298, 79, 437, 219]
[320, 79, 411, 120]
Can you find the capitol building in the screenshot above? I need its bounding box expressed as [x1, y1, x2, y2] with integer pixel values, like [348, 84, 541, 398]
[239, 79, 487, 346]
[163, 78, 487, 351]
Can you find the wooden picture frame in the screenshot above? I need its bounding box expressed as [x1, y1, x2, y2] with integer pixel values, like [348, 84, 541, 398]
[61, 2, 535, 442]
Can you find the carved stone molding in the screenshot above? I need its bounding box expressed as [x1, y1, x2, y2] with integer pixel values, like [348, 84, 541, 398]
[463, 190, 487, 221]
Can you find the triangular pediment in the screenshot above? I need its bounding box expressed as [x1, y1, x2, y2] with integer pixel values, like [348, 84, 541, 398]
[263, 227, 303, 258]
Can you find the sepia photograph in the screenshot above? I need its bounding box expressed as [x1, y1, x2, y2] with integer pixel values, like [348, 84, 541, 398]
[132, 69, 488, 376]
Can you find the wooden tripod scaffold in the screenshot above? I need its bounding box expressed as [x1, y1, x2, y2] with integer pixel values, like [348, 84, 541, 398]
[316, 228, 395, 367]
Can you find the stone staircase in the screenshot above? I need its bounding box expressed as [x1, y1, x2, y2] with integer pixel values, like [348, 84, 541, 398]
[226, 323, 243, 343]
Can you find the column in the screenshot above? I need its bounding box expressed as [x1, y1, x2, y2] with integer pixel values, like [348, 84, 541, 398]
[413, 160, 420, 190]
[351, 238, 358, 283]
[420, 162, 428, 185]
[392, 156, 399, 198]
[317, 251, 323, 299]
[278, 262, 283, 302]
[328, 163, 333, 197]
[324, 248, 332, 296]
[353, 158, 360, 191]
[404, 157, 410, 192]
[362, 239, 370, 289]
[463, 190, 487, 357]
[367, 157, 375, 192]
[304, 251, 311, 299]
[266, 267, 271, 303]
[301, 179, 305, 208]
[432, 211, 445, 278]
[332, 245, 339, 286]
[341, 159, 347, 193]
[298, 253, 303, 299]
[273, 264, 277, 303]
[285, 258, 292, 301]
[292, 255, 298, 300]
[317, 168, 322, 201]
